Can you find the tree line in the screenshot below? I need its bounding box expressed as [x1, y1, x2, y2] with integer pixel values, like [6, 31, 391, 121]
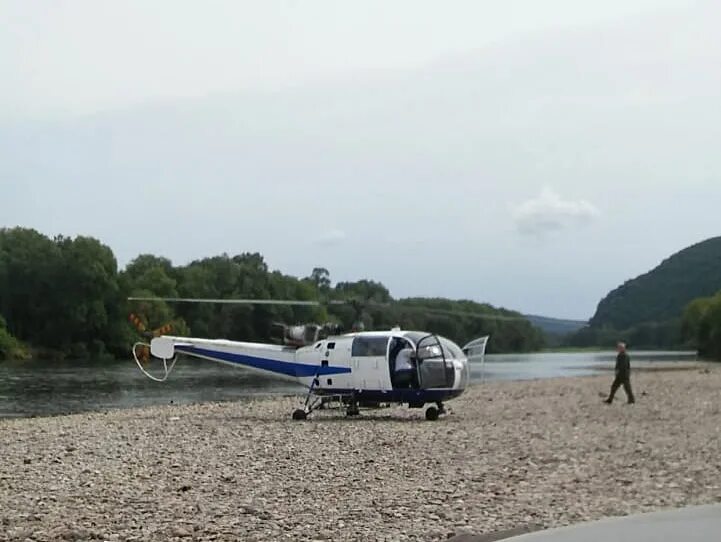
[0, 227, 545, 360]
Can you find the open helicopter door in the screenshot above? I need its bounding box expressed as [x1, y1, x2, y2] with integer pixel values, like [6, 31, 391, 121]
[416, 335, 454, 389]
[463, 335, 490, 382]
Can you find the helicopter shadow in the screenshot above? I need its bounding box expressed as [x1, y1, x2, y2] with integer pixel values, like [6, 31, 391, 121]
[216, 410, 462, 425]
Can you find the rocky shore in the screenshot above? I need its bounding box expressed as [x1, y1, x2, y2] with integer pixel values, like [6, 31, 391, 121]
[2, 369, 720, 541]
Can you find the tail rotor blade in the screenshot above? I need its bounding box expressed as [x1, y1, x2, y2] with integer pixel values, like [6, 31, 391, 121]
[152, 323, 173, 337]
[128, 313, 147, 333]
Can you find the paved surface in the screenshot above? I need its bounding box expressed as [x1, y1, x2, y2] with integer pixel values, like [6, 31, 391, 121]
[501, 505, 721, 542]
[447, 525, 542, 542]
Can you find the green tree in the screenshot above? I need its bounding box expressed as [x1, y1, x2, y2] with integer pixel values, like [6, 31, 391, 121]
[122, 254, 186, 340]
[0, 227, 63, 341]
[0, 314, 28, 360]
[50, 236, 124, 356]
[307, 267, 331, 292]
[0, 228, 129, 357]
[682, 292, 721, 359]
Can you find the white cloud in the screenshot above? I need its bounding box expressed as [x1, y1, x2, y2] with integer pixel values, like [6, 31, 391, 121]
[313, 229, 347, 246]
[512, 187, 600, 236]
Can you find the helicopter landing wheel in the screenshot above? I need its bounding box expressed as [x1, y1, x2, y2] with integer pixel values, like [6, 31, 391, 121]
[425, 406, 440, 421]
[292, 409, 307, 421]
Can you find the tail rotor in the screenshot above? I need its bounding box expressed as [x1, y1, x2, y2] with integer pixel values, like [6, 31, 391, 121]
[129, 313, 178, 381]
[128, 313, 173, 363]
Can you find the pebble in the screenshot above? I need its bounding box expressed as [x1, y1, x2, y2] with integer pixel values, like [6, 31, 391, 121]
[1, 370, 720, 541]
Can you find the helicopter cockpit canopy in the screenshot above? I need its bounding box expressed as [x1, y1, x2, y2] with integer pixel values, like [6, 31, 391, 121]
[401, 332, 468, 389]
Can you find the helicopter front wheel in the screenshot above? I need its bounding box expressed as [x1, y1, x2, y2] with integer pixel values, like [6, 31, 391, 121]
[425, 406, 440, 421]
[292, 409, 308, 421]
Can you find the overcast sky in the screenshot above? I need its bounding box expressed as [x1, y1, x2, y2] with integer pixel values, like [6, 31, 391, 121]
[2, 0, 720, 320]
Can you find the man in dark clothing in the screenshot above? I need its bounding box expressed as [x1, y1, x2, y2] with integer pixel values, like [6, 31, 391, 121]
[604, 342, 635, 404]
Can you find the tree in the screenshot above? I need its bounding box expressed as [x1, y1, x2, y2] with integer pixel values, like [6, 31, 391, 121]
[122, 254, 177, 297]
[49, 235, 124, 356]
[0, 314, 28, 360]
[682, 292, 721, 360]
[0, 227, 62, 340]
[122, 254, 186, 342]
[307, 267, 331, 292]
[334, 279, 391, 303]
[0, 228, 129, 357]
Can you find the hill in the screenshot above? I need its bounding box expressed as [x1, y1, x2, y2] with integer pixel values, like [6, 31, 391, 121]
[590, 237, 721, 330]
[568, 236, 721, 349]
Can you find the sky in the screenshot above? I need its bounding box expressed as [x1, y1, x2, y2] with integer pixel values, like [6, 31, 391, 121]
[2, 0, 720, 320]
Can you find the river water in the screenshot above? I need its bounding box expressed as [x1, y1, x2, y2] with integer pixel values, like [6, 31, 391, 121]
[0, 350, 697, 418]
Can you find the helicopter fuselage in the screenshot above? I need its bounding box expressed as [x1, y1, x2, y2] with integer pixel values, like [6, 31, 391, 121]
[146, 330, 477, 410]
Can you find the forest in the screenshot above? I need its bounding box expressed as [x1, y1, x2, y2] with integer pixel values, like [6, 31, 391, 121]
[0, 227, 545, 360]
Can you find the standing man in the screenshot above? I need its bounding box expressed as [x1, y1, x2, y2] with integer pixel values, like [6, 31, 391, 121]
[605, 342, 635, 404]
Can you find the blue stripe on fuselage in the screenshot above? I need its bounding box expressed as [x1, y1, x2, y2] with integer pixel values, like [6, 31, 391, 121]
[175, 345, 351, 378]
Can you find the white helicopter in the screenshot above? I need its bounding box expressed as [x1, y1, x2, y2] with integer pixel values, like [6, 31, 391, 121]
[130, 297, 491, 421]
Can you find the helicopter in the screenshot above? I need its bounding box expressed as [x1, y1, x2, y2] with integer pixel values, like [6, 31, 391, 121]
[128, 296, 494, 421]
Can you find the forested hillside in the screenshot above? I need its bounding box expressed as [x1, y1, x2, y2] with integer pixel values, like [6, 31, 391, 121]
[591, 237, 721, 329]
[569, 236, 721, 349]
[0, 227, 544, 360]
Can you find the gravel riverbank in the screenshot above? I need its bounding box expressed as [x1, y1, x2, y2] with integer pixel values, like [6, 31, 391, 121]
[2, 369, 720, 541]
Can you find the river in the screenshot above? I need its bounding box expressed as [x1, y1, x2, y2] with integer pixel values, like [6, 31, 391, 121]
[0, 350, 697, 418]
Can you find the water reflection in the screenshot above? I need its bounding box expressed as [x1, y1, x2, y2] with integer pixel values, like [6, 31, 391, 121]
[476, 350, 697, 381]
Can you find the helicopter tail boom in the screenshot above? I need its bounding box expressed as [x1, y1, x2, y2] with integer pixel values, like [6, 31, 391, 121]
[144, 335, 351, 385]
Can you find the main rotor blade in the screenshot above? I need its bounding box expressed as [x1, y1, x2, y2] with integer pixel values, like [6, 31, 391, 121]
[127, 297, 321, 306]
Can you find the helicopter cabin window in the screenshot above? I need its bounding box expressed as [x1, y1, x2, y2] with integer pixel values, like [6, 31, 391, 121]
[351, 337, 388, 357]
[327, 342, 335, 350]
